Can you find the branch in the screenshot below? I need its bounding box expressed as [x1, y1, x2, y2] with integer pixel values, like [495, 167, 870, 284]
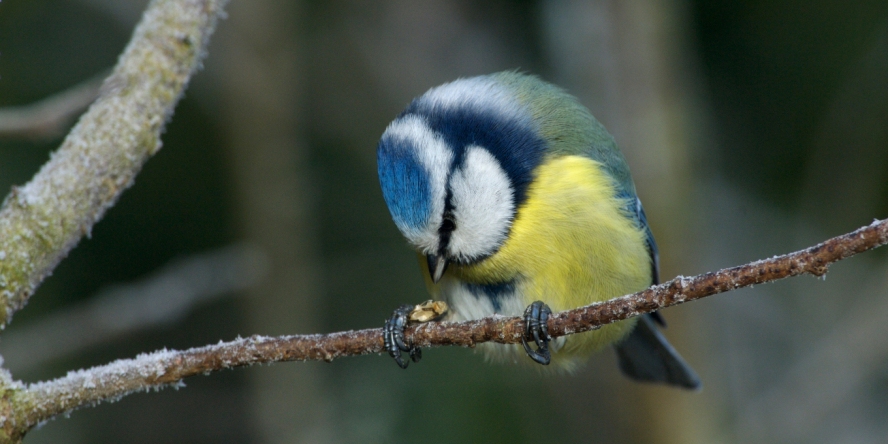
[2, 243, 268, 373]
[0, 0, 229, 330]
[0, 71, 107, 141]
[15, 218, 888, 432]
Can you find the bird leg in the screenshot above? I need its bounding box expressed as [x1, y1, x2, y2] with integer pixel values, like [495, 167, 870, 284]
[383, 300, 448, 368]
[521, 301, 552, 365]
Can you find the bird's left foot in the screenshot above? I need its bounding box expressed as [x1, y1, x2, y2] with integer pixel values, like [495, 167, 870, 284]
[521, 301, 552, 365]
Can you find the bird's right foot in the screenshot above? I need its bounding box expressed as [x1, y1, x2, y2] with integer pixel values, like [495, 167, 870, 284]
[383, 301, 449, 368]
[384, 304, 421, 369]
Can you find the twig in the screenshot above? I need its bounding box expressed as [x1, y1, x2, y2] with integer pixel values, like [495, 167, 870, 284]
[2, 243, 268, 373]
[12, 218, 887, 433]
[0, 71, 107, 141]
[0, 0, 230, 330]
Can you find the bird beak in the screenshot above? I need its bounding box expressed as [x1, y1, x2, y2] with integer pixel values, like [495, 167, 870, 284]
[427, 254, 449, 283]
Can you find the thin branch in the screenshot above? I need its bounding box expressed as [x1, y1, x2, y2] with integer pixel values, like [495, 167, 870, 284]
[0, 0, 230, 330]
[2, 243, 268, 373]
[0, 71, 107, 141]
[14, 218, 888, 433]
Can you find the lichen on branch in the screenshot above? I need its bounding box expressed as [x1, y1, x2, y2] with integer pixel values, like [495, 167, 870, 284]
[0, 0, 230, 330]
[0, 0, 230, 441]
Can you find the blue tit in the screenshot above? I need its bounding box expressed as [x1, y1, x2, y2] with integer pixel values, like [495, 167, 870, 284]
[376, 71, 700, 389]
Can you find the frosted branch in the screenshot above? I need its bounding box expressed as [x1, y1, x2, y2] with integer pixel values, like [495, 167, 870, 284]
[13, 218, 887, 434]
[0, 0, 230, 441]
[0, 0, 229, 330]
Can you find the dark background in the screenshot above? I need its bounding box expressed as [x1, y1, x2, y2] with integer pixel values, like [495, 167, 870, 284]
[1, 1, 887, 443]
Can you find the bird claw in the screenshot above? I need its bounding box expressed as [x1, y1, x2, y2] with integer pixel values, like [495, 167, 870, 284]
[384, 304, 422, 369]
[383, 300, 448, 368]
[521, 301, 552, 365]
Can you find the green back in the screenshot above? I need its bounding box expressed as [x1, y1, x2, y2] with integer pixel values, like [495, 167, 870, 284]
[491, 71, 637, 198]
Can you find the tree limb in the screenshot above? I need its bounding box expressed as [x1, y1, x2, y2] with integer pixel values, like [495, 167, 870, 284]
[13, 218, 887, 433]
[0, 0, 230, 330]
[0, 0, 229, 441]
[0, 0, 885, 440]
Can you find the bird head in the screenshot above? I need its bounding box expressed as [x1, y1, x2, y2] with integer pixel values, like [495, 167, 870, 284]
[377, 74, 548, 282]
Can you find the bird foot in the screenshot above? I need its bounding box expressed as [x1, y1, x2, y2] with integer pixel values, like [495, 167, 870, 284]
[383, 300, 448, 368]
[521, 301, 552, 365]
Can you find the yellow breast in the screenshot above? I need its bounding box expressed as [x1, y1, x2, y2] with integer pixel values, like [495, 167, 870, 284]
[448, 155, 653, 363]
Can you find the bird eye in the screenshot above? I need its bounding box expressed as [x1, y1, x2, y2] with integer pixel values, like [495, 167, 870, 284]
[440, 212, 456, 233]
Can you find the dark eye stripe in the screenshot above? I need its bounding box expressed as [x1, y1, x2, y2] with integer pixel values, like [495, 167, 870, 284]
[403, 104, 546, 210]
[440, 212, 456, 232]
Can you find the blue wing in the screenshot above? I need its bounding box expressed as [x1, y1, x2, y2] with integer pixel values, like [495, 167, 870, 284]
[633, 196, 665, 327]
[613, 196, 701, 389]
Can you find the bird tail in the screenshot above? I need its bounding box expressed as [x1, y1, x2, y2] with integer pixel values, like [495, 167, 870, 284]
[613, 314, 701, 390]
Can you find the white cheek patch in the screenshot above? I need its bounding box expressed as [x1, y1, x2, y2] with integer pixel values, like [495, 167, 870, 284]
[447, 146, 515, 261]
[382, 115, 453, 254]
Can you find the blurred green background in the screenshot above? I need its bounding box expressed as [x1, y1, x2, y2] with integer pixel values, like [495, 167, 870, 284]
[1, 0, 887, 443]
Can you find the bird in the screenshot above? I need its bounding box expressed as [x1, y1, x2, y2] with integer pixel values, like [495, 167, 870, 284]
[376, 71, 700, 389]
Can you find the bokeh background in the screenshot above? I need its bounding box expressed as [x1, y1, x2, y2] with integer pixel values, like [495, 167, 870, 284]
[1, 1, 887, 443]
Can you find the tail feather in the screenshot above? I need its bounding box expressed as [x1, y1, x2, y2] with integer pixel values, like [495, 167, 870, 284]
[613, 314, 701, 390]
